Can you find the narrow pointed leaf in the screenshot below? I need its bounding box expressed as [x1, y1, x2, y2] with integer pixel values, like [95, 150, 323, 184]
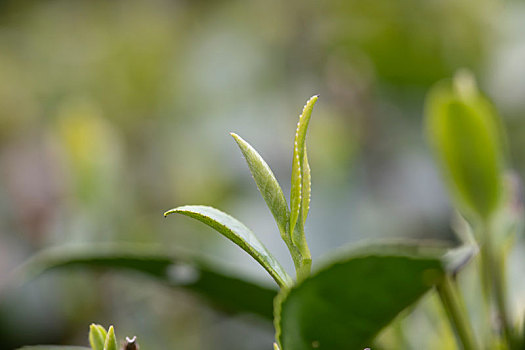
[103, 326, 117, 350]
[289, 95, 318, 238]
[425, 72, 504, 219]
[301, 148, 311, 226]
[89, 324, 107, 350]
[15, 243, 277, 320]
[165, 205, 292, 288]
[289, 142, 302, 240]
[230, 133, 289, 239]
[275, 243, 463, 350]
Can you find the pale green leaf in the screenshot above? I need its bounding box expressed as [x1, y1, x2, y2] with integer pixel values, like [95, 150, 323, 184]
[230, 133, 289, 240]
[289, 95, 318, 239]
[89, 324, 107, 350]
[425, 72, 504, 219]
[165, 205, 292, 288]
[301, 148, 311, 226]
[103, 326, 117, 350]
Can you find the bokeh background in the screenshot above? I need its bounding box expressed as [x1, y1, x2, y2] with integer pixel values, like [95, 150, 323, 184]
[1, 0, 525, 349]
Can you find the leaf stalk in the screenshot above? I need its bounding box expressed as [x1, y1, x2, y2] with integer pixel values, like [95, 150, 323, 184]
[437, 275, 478, 350]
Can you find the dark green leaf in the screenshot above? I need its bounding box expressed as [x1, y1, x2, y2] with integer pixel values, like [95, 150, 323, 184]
[275, 243, 453, 350]
[16, 347, 90, 350]
[15, 243, 277, 320]
[165, 205, 292, 288]
[230, 133, 290, 241]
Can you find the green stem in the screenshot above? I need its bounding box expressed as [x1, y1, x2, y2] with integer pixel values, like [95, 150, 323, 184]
[479, 231, 495, 347]
[296, 257, 311, 282]
[480, 220, 513, 347]
[437, 275, 478, 350]
[288, 221, 312, 282]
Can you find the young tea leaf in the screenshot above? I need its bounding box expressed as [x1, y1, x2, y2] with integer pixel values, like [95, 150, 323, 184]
[290, 95, 318, 241]
[275, 243, 452, 350]
[165, 205, 292, 288]
[301, 148, 311, 227]
[230, 133, 290, 241]
[425, 71, 504, 219]
[89, 324, 107, 350]
[103, 326, 117, 350]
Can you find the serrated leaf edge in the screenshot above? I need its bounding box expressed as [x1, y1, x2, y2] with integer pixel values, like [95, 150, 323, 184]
[289, 95, 318, 242]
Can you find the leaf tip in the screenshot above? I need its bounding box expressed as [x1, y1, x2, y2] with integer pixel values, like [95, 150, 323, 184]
[104, 325, 117, 350]
[230, 132, 243, 144]
[164, 208, 180, 217]
[306, 94, 319, 106]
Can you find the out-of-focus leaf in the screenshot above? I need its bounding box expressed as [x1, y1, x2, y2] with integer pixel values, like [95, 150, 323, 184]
[289, 95, 318, 239]
[443, 244, 477, 275]
[103, 326, 117, 350]
[89, 324, 107, 350]
[492, 171, 524, 248]
[16, 244, 277, 320]
[230, 133, 290, 241]
[275, 243, 457, 350]
[16, 347, 90, 350]
[164, 205, 292, 288]
[425, 71, 504, 219]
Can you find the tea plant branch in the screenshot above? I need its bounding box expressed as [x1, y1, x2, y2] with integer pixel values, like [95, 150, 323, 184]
[424, 71, 520, 349]
[165, 96, 318, 285]
[436, 275, 478, 350]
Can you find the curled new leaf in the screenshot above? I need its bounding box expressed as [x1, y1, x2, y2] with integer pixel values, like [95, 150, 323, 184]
[425, 71, 504, 219]
[165, 205, 292, 288]
[230, 133, 290, 241]
[290, 95, 318, 242]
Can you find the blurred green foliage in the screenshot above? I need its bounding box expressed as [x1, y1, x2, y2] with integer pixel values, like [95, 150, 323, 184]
[1, 0, 525, 349]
